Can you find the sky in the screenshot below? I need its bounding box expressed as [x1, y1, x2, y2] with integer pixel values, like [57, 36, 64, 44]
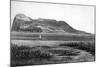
[11, 1, 95, 33]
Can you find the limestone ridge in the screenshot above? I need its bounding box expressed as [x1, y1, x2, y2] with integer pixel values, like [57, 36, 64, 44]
[11, 14, 90, 34]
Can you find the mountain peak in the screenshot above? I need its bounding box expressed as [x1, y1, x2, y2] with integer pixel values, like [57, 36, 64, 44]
[15, 14, 31, 21]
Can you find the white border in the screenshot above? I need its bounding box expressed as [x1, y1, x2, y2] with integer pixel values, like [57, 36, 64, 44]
[0, 0, 99, 67]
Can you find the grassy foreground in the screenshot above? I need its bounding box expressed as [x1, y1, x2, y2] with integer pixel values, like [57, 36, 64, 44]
[11, 41, 95, 67]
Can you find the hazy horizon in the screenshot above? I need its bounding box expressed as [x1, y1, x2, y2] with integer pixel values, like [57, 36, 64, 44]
[11, 1, 95, 34]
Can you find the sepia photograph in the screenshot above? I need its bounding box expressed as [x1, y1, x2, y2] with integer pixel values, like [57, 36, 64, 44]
[10, 0, 95, 67]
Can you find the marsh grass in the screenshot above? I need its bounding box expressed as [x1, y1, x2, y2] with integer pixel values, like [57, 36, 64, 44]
[11, 41, 95, 66]
[59, 41, 95, 55]
[11, 44, 54, 66]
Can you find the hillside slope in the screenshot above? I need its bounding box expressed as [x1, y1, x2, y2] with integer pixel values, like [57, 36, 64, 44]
[11, 14, 91, 34]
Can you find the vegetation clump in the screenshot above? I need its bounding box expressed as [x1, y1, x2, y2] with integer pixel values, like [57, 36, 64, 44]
[11, 44, 53, 61]
[59, 41, 95, 55]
